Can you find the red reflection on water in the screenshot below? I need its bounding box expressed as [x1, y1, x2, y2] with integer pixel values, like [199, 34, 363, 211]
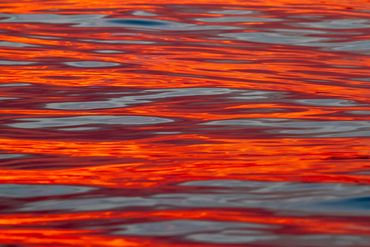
[0, 0, 370, 246]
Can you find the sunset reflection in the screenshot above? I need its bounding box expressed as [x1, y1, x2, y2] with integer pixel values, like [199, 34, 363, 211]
[0, 0, 370, 246]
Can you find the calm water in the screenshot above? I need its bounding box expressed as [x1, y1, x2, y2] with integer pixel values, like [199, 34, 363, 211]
[0, 0, 370, 246]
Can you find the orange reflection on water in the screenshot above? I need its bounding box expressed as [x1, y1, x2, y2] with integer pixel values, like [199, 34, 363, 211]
[1, 136, 369, 188]
[1, 0, 370, 246]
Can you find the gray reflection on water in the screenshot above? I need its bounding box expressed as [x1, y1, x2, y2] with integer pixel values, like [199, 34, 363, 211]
[45, 87, 242, 110]
[208, 9, 256, 15]
[0, 60, 35, 65]
[196, 17, 280, 23]
[0, 41, 38, 48]
[19, 197, 157, 211]
[298, 19, 370, 29]
[132, 10, 157, 17]
[93, 50, 124, 54]
[329, 40, 370, 52]
[354, 78, 370, 82]
[143, 87, 238, 97]
[29, 35, 61, 40]
[0, 153, 25, 159]
[348, 110, 370, 115]
[84, 18, 240, 30]
[0, 184, 93, 198]
[203, 118, 370, 137]
[220, 32, 331, 45]
[111, 217, 370, 245]
[0, 13, 105, 24]
[81, 39, 155, 44]
[295, 99, 361, 107]
[59, 127, 100, 132]
[206, 13, 370, 53]
[114, 220, 269, 236]
[0, 13, 239, 31]
[0, 97, 16, 101]
[187, 231, 277, 244]
[229, 90, 282, 101]
[18, 180, 370, 216]
[46, 101, 129, 110]
[64, 61, 122, 68]
[188, 232, 370, 246]
[8, 115, 174, 129]
[0, 83, 31, 87]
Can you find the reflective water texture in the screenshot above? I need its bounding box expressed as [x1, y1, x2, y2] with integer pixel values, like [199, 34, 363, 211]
[0, 0, 370, 246]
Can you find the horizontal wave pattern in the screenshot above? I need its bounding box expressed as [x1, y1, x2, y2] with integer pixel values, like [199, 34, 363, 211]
[0, 0, 369, 246]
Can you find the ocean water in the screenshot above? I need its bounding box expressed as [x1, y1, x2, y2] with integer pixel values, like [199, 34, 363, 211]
[0, 0, 369, 246]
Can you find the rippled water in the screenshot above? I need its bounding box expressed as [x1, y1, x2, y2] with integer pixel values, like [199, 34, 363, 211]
[0, 0, 370, 246]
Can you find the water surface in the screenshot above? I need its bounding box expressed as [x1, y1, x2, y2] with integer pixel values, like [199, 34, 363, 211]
[0, 0, 370, 246]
